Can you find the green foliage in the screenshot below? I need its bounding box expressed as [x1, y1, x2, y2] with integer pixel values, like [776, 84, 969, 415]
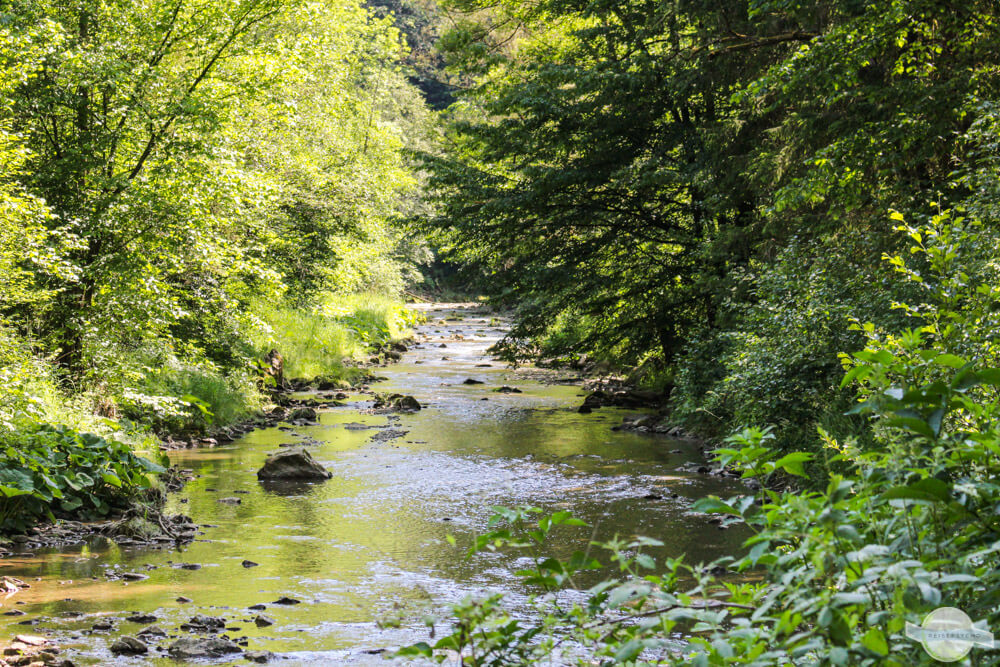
[124, 358, 261, 433]
[0, 423, 163, 532]
[419, 0, 1000, 462]
[400, 212, 1000, 664]
[0, 0, 431, 530]
[251, 293, 417, 380]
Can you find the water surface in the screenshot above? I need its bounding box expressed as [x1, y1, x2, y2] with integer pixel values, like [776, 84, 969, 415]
[0, 304, 746, 664]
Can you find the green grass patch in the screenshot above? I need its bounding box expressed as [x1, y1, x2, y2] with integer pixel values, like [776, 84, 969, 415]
[251, 292, 417, 381]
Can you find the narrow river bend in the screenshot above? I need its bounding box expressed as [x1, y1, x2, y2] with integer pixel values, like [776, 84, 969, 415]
[0, 304, 747, 664]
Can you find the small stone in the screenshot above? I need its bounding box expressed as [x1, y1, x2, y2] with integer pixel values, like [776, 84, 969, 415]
[241, 560, 259, 568]
[13, 635, 47, 647]
[138, 625, 167, 637]
[245, 650, 276, 663]
[92, 620, 114, 631]
[218, 497, 242, 505]
[182, 614, 227, 630]
[248, 604, 266, 611]
[272, 596, 300, 605]
[462, 378, 484, 385]
[287, 407, 318, 422]
[253, 614, 275, 627]
[125, 612, 158, 624]
[121, 572, 149, 581]
[110, 636, 148, 655]
[176, 596, 193, 603]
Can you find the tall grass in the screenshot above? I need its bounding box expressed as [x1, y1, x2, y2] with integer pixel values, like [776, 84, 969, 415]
[135, 360, 261, 428]
[250, 292, 414, 380]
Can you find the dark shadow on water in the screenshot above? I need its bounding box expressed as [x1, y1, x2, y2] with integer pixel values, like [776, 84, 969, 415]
[258, 478, 328, 496]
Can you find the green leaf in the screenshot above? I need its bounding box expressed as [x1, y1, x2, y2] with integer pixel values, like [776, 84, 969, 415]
[933, 353, 967, 368]
[692, 497, 741, 516]
[861, 627, 888, 656]
[881, 478, 951, 504]
[773, 452, 813, 477]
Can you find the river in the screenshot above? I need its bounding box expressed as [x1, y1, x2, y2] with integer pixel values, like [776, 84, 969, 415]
[0, 304, 747, 664]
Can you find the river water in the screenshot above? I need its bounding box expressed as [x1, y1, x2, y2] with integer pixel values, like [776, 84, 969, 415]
[0, 304, 746, 664]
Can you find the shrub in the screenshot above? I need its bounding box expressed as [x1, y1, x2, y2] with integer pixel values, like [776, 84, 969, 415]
[0, 422, 164, 533]
[398, 211, 1000, 665]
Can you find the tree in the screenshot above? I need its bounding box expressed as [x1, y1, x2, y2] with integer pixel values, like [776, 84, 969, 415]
[6, 0, 286, 371]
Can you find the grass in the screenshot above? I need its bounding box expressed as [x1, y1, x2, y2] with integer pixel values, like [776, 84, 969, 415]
[251, 292, 416, 380]
[135, 360, 262, 429]
[1, 292, 414, 443]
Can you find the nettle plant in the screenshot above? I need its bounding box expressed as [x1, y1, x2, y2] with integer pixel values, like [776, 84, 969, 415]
[399, 211, 1000, 665]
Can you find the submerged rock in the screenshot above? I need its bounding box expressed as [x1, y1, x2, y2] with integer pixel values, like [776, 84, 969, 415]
[167, 637, 242, 659]
[181, 615, 226, 632]
[494, 385, 522, 393]
[462, 378, 484, 385]
[125, 612, 158, 624]
[245, 650, 276, 663]
[256, 448, 332, 481]
[138, 625, 167, 637]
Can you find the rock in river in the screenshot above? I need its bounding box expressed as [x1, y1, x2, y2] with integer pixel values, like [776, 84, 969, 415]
[168, 637, 242, 659]
[287, 406, 318, 422]
[257, 448, 332, 481]
[110, 636, 148, 655]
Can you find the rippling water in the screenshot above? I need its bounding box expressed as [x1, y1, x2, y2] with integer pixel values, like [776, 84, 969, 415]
[0, 304, 747, 664]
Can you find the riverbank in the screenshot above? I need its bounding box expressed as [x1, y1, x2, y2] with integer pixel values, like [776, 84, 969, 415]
[0, 296, 417, 551]
[0, 303, 746, 665]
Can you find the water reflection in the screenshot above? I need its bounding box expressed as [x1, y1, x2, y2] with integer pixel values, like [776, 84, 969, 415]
[0, 304, 747, 664]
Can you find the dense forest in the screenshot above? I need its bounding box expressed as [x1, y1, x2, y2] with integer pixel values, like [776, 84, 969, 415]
[2, 0, 1000, 664]
[0, 0, 431, 522]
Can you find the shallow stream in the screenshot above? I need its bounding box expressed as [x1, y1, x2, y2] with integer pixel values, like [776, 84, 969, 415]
[0, 304, 747, 664]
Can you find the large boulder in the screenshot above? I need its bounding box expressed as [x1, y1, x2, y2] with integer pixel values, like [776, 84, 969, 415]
[168, 637, 242, 660]
[257, 448, 331, 481]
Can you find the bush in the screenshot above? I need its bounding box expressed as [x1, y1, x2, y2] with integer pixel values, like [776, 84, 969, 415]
[126, 359, 261, 433]
[0, 422, 164, 533]
[398, 211, 1000, 665]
